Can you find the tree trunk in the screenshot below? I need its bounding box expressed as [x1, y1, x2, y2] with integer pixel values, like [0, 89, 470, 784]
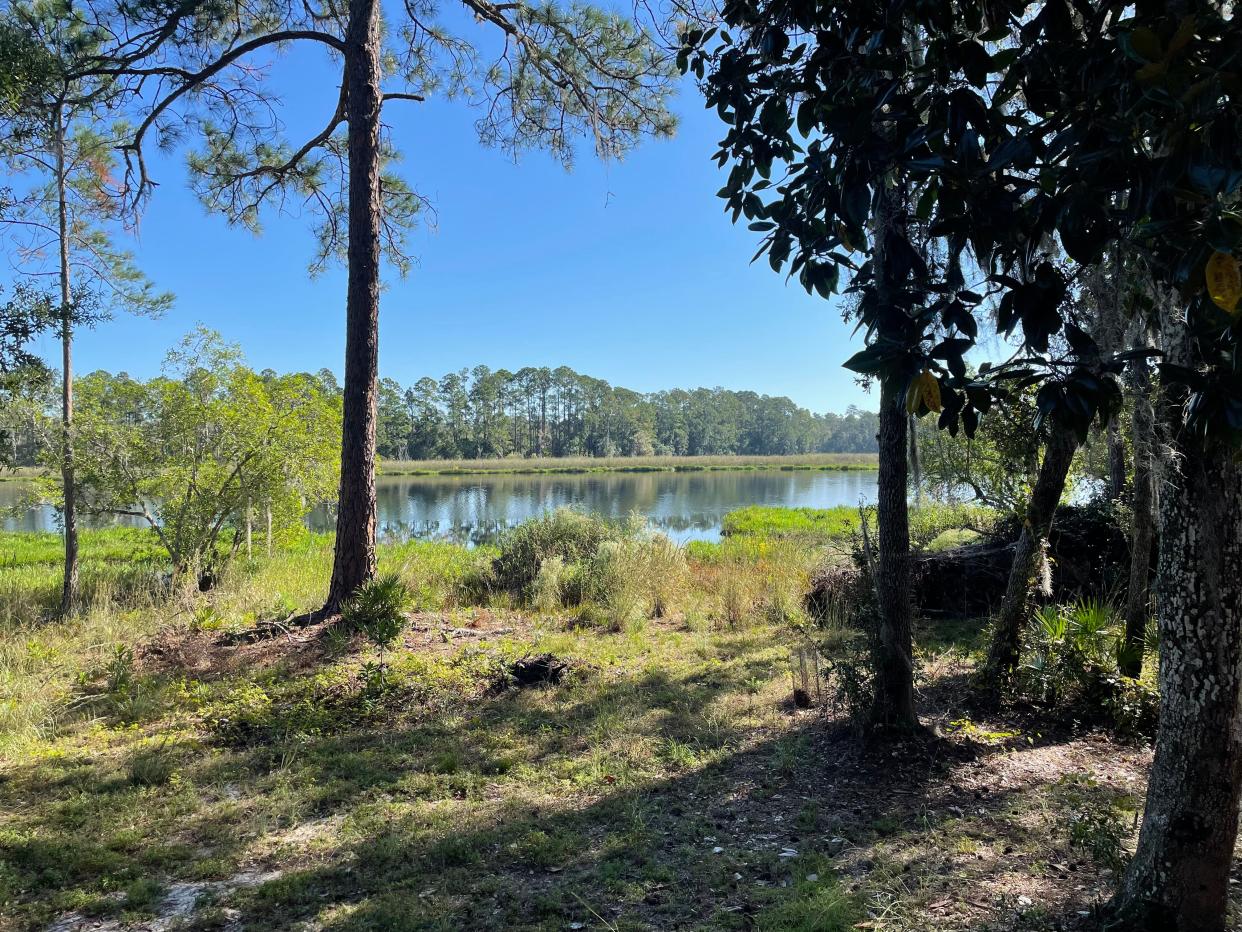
[1121, 346, 1155, 679]
[1111, 428, 1242, 930]
[869, 375, 918, 731]
[55, 106, 78, 618]
[908, 412, 923, 509]
[984, 422, 1078, 676]
[323, 0, 382, 615]
[1105, 416, 1127, 501]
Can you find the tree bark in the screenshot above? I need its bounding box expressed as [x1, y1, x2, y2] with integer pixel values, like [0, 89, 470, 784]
[1105, 416, 1127, 501]
[54, 105, 79, 617]
[984, 422, 1078, 676]
[1121, 346, 1155, 679]
[1111, 428, 1242, 930]
[869, 375, 918, 731]
[323, 0, 382, 615]
[908, 412, 923, 509]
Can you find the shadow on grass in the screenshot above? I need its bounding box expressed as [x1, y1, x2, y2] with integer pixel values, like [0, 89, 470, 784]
[1, 640, 1131, 932]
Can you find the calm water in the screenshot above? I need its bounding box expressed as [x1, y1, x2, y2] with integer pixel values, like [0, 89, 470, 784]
[1, 470, 879, 545]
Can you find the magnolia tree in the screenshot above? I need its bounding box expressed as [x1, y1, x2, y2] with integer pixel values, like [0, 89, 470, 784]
[48, 329, 341, 580]
[686, 0, 1241, 924]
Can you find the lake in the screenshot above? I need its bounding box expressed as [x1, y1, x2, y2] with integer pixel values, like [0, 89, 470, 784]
[1, 469, 879, 545]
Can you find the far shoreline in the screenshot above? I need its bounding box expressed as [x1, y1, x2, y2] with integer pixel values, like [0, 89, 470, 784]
[375, 453, 879, 477]
[3, 453, 880, 483]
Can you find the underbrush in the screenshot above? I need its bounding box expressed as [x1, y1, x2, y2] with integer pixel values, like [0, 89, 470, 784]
[1021, 599, 1159, 735]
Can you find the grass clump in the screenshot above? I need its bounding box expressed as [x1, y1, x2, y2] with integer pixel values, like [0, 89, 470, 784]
[491, 508, 640, 598]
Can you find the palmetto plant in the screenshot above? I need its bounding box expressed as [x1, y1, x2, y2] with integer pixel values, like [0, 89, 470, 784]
[342, 573, 411, 688]
[1023, 599, 1155, 709]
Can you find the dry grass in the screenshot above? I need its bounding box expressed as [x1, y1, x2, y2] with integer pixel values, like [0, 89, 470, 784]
[379, 453, 878, 475]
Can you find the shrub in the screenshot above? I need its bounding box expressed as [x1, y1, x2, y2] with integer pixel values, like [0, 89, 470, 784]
[530, 555, 567, 613]
[342, 573, 412, 647]
[1021, 599, 1158, 734]
[343, 573, 412, 689]
[492, 509, 640, 597]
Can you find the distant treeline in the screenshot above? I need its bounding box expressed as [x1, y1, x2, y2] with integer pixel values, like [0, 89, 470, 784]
[4, 364, 878, 465]
[363, 366, 878, 460]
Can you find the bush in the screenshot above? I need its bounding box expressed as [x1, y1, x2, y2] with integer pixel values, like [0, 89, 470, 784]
[575, 534, 689, 631]
[492, 509, 640, 597]
[1021, 599, 1158, 734]
[342, 573, 412, 647]
[343, 573, 412, 689]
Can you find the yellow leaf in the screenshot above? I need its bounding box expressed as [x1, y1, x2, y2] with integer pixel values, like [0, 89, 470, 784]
[1206, 252, 1242, 314]
[1136, 60, 1167, 83]
[906, 371, 943, 415]
[922, 371, 943, 413]
[905, 377, 922, 415]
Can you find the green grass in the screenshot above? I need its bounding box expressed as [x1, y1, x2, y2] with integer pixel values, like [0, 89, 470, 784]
[0, 528, 164, 568]
[721, 502, 996, 549]
[721, 506, 861, 541]
[0, 530, 859, 930]
[0, 467, 44, 482]
[379, 453, 878, 476]
[0, 509, 1175, 931]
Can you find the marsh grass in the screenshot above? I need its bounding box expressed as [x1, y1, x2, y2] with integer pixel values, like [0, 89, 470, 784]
[379, 452, 878, 476]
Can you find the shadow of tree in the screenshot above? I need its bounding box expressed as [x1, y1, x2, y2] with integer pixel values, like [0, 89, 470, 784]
[1, 636, 1158, 932]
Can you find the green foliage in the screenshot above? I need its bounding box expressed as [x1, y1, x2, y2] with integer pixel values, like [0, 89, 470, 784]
[342, 573, 411, 650]
[492, 508, 639, 596]
[1055, 773, 1134, 873]
[1022, 600, 1158, 734]
[684, 0, 1241, 444]
[723, 505, 858, 540]
[50, 328, 341, 576]
[377, 364, 880, 460]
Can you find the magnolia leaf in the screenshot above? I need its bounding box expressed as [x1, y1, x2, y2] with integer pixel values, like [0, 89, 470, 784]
[1205, 252, 1242, 314]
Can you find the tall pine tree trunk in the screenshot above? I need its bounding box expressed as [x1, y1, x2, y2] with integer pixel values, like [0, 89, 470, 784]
[985, 423, 1078, 676]
[869, 375, 918, 731]
[324, 0, 382, 615]
[1121, 344, 1155, 679]
[54, 105, 78, 617]
[1112, 428, 1242, 930]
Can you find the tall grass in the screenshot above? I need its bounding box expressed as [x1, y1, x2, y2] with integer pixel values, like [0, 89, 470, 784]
[380, 453, 878, 476]
[0, 510, 839, 755]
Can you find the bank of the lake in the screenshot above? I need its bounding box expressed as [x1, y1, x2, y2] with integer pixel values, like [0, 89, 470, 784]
[3, 466, 883, 542]
[376, 452, 878, 476]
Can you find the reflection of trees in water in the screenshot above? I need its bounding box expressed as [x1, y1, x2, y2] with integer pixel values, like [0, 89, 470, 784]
[364, 471, 878, 545]
[22, 470, 878, 543]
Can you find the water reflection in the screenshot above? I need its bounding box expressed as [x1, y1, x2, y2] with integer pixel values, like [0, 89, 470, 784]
[4, 469, 879, 545]
[317, 470, 879, 545]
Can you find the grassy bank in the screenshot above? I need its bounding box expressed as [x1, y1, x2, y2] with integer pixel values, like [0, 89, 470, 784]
[379, 453, 878, 476]
[0, 467, 44, 482]
[721, 503, 995, 551]
[0, 511, 1203, 930]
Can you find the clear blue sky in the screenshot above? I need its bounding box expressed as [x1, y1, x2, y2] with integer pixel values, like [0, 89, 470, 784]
[26, 43, 873, 414]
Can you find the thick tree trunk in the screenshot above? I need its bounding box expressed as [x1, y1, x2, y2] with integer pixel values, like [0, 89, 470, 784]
[984, 422, 1078, 676]
[323, 0, 382, 615]
[869, 376, 918, 731]
[1121, 349, 1155, 679]
[55, 107, 78, 617]
[1111, 429, 1242, 930]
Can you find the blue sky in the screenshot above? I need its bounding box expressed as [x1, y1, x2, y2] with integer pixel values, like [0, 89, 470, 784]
[24, 40, 873, 414]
